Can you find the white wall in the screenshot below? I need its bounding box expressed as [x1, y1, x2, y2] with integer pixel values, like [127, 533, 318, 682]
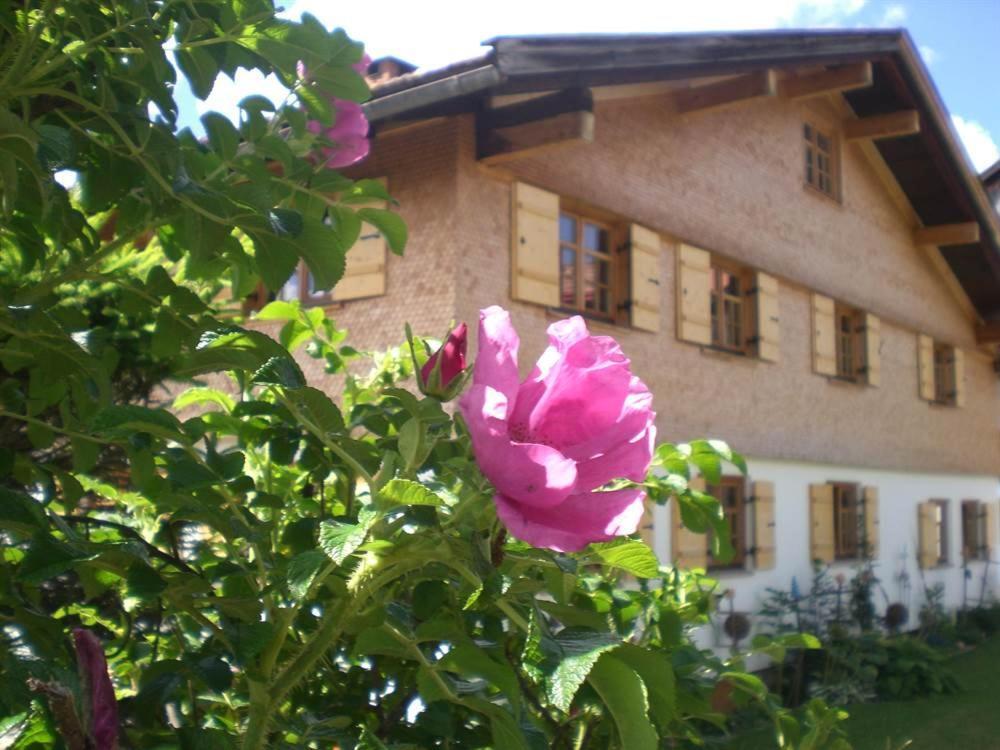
[652, 457, 1000, 644]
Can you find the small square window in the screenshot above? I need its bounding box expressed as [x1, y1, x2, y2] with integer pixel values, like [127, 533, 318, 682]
[804, 123, 839, 199]
[558, 210, 616, 319]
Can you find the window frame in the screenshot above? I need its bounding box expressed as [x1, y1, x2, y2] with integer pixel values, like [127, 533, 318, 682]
[557, 207, 619, 321]
[933, 342, 958, 406]
[803, 122, 840, 201]
[709, 258, 752, 356]
[962, 499, 985, 561]
[831, 481, 860, 560]
[706, 476, 748, 570]
[833, 303, 864, 382]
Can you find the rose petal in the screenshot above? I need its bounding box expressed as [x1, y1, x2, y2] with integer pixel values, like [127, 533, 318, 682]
[462, 384, 577, 508]
[466, 306, 521, 406]
[495, 488, 647, 552]
[322, 136, 370, 168]
[73, 629, 118, 750]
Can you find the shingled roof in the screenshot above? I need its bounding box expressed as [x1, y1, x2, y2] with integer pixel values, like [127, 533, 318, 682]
[362, 30, 1000, 331]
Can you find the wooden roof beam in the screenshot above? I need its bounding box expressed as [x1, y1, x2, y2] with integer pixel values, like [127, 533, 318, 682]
[673, 69, 776, 115]
[478, 88, 595, 165]
[780, 62, 873, 100]
[843, 110, 920, 141]
[975, 320, 1000, 344]
[914, 222, 981, 246]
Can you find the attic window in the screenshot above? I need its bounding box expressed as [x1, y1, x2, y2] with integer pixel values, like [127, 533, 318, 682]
[804, 124, 838, 199]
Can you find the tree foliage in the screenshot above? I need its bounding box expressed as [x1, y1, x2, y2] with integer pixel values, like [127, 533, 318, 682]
[0, 2, 851, 748]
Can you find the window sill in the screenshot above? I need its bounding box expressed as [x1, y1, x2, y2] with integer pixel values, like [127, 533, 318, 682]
[699, 345, 758, 364]
[803, 181, 843, 206]
[824, 375, 866, 388]
[545, 307, 627, 333]
[709, 566, 755, 578]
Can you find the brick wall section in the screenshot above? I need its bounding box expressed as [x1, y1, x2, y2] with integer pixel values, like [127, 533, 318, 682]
[450, 95, 1000, 475]
[248, 118, 463, 385]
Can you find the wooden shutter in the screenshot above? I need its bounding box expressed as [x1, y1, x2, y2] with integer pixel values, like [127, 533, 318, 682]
[986, 501, 998, 559]
[862, 486, 879, 558]
[954, 347, 965, 408]
[917, 502, 938, 569]
[629, 224, 662, 332]
[811, 294, 837, 376]
[510, 182, 559, 307]
[809, 483, 835, 563]
[676, 244, 712, 345]
[333, 198, 388, 301]
[917, 334, 935, 401]
[752, 480, 776, 570]
[672, 477, 708, 569]
[755, 272, 781, 363]
[863, 313, 881, 387]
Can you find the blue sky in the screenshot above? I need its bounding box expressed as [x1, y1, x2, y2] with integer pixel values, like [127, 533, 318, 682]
[180, 0, 1000, 173]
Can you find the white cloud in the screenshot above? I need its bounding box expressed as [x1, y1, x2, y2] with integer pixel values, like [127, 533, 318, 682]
[951, 114, 1000, 173]
[879, 3, 906, 26]
[283, 0, 869, 71]
[918, 44, 938, 65]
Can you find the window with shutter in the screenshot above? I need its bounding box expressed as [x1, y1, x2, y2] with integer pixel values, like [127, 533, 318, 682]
[629, 224, 661, 332]
[511, 182, 560, 307]
[862, 486, 879, 558]
[863, 314, 880, 387]
[809, 483, 835, 563]
[752, 480, 776, 570]
[672, 477, 708, 569]
[754, 272, 781, 363]
[676, 244, 712, 345]
[962, 500, 985, 561]
[918, 333, 936, 401]
[918, 501, 940, 569]
[705, 476, 747, 570]
[831, 482, 860, 559]
[811, 294, 837, 376]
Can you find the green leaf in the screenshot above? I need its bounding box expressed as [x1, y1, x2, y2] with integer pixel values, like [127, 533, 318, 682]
[439, 644, 521, 709]
[173, 387, 236, 413]
[377, 478, 445, 511]
[613, 644, 676, 731]
[318, 509, 377, 565]
[127, 562, 168, 598]
[357, 207, 407, 255]
[251, 355, 306, 388]
[202, 112, 241, 161]
[0, 487, 47, 535]
[92, 404, 186, 442]
[177, 47, 220, 99]
[179, 327, 296, 377]
[546, 630, 620, 712]
[286, 549, 328, 601]
[286, 386, 345, 434]
[17, 533, 95, 583]
[590, 539, 659, 578]
[254, 300, 301, 322]
[397, 417, 423, 470]
[587, 653, 658, 750]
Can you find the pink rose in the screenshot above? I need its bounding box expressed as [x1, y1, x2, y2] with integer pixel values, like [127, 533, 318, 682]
[459, 306, 655, 552]
[73, 629, 118, 750]
[420, 322, 468, 398]
[299, 53, 372, 169]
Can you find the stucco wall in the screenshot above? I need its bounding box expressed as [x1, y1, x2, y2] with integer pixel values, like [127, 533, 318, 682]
[663, 458, 1000, 648]
[451, 95, 1000, 474]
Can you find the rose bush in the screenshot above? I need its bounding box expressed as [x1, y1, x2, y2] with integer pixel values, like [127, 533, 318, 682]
[461, 307, 656, 551]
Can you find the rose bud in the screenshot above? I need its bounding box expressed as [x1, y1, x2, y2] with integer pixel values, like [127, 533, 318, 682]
[417, 322, 469, 401]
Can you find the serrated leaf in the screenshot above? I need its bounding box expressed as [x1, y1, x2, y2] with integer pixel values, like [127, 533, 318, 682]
[613, 644, 675, 731]
[286, 386, 344, 434]
[172, 387, 236, 413]
[0, 487, 47, 535]
[251, 355, 306, 388]
[202, 112, 240, 160]
[318, 509, 377, 565]
[545, 631, 620, 712]
[591, 539, 659, 578]
[377, 478, 445, 510]
[587, 653, 658, 750]
[92, 404, 186, 442]
[286, 549, 328, 601]
[357, 207, 407, 255]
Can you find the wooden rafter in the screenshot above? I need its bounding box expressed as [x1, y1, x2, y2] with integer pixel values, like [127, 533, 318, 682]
[477, 88, 595, 164]
[673, 69, 776, 115]
[975, 321, 1000, 344]
[780, 62, 873, 100]
[843, 110, 920, 141]
[914, 222, 980, 246]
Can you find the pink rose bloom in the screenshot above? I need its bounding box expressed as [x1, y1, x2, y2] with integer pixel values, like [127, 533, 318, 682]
[300, 53, 372, 169]
[460, 306, 655, 552]
[73, 628, 118, 750]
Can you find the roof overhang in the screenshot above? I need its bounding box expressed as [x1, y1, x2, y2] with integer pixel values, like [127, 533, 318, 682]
[365, 30, 1000, 324]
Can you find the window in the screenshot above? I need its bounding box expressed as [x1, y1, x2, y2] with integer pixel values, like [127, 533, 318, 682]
[804, 123, 838, 198]
[710, 261, 749, 354]
[832, 482, 860, 559]
[834, 303, 864, 381]
[706, 476, 747, 569]
[933, 343, 958, 406]
[962, 500, 986, 561]
[931, 499, 949, 566]
[559, 211, 616, 318]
